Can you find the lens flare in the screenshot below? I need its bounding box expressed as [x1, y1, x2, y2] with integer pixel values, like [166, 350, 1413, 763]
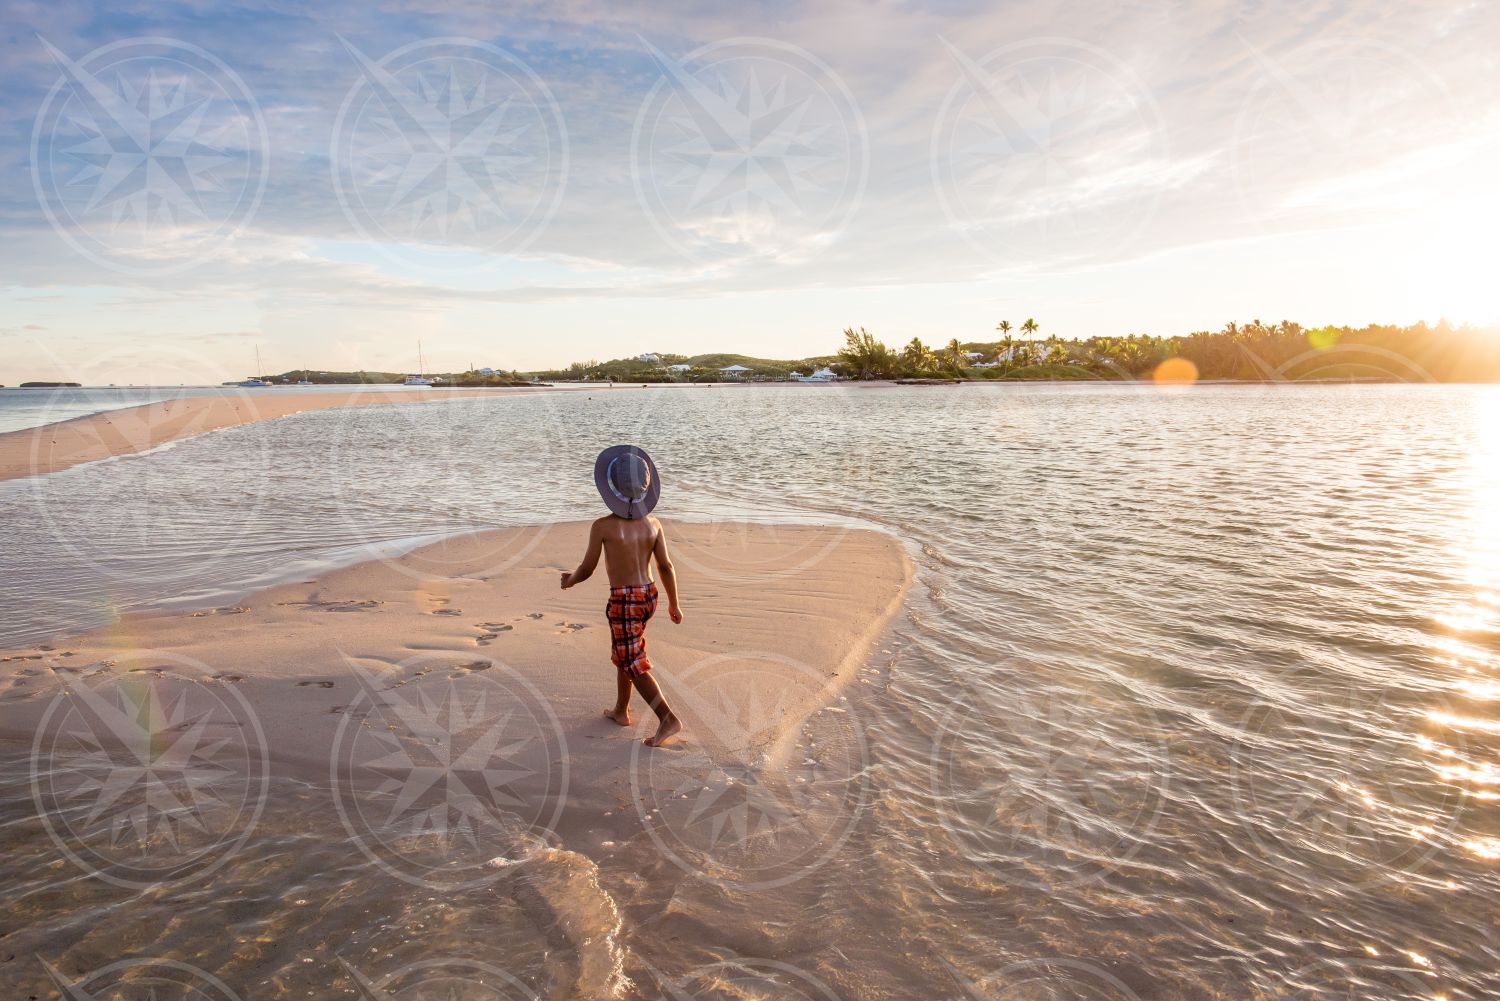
[1152, 357, 1198, 385]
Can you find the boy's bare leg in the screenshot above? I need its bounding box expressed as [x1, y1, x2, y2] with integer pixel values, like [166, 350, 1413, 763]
[630, 672, 683, 747]
[604, 670, 632, 726]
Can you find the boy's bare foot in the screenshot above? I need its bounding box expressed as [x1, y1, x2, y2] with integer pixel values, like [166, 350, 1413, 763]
[604, 708, 632, 727]
[643, 713, 682, 747]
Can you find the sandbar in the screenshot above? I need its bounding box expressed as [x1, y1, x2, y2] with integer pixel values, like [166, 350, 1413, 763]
[0, 387, 534, 482]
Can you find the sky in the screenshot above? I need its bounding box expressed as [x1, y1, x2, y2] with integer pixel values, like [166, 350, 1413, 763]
[1, 0, 1498, 383]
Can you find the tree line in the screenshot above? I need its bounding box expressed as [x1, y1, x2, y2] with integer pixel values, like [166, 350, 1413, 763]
[835, 319, 1500, 382]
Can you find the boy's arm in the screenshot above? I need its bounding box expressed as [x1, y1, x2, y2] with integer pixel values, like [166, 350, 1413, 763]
[652, 523, 684, 623]
[561, 520, 604, 589]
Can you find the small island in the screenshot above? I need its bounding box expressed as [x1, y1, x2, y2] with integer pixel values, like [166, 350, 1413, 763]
[522, 317, 1500, 384]
[18, 382, 83, 388]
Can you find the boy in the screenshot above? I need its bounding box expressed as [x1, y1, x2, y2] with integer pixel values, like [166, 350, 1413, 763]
[561, 445, 684, 747]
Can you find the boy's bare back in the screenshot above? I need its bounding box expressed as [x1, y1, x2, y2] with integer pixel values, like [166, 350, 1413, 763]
[599, 514, 661, 587]
[560, 514, 683, 623]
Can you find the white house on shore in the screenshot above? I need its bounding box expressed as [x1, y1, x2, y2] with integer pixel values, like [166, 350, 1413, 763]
[666, 363, 693, 372]
[795, 366, 838, 382]
[638, 352, 660, 363]
[719, 364, 752, 379]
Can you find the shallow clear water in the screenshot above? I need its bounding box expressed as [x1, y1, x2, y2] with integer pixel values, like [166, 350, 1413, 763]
[2, 383, 1498, 999]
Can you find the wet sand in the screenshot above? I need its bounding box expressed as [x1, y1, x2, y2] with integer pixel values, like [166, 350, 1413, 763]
[0, 387, 537, 482]
[0, 519, 910, 820]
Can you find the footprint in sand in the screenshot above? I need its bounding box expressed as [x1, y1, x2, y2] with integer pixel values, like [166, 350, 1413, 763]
[474, 623, 513, 645]
[527, 612, 544, 620]
[211, 673, 244, 684]
[192, 605, 250, 618]
[277, 599, 381, 613]
[1, 684, 37, 702]
[78, 660, 116, 678]
[432, 608, 462, 616]
[459, 660, 493, 671]
[1, 654, 43, 663]
[296, 680, 335, 689]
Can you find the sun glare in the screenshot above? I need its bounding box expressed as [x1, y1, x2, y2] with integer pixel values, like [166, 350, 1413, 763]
[1407, 188, 1500, 326]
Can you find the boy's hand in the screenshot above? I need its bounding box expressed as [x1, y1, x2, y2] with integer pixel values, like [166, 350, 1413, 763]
[560, 572, 573, 590]
[669, 604, 683, 624]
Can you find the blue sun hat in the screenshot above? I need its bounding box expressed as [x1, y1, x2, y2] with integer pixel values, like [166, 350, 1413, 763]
[594, 444, 661, 519]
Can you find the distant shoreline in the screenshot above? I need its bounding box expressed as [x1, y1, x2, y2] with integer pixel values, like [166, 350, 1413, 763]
[0, 376, 1474, 483]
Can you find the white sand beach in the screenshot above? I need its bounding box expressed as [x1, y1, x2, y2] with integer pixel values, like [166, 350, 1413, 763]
[0, 519, 911, 812]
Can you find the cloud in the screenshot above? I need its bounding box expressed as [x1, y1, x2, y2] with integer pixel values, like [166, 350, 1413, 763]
[0, 0, 1496, 362]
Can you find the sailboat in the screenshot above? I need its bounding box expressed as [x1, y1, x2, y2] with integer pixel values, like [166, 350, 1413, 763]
[404, 341, 432, 386]
[239, 347, 269, 388]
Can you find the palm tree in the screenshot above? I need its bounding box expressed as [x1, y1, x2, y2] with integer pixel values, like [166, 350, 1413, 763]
[1021, 318, 1038, 340]
[946, 338, 966, 370]
[902, 337, 934, 373]
[838, 327, 902, 379]
[994, 334, 1014, 371]
[996, 320, 1012, 337]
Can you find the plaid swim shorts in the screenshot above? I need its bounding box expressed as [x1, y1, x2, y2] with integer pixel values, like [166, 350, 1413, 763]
[607, 581, 658, 677]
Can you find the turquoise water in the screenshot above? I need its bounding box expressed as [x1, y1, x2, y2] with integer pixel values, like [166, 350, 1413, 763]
[2, 383, 1498, 999]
